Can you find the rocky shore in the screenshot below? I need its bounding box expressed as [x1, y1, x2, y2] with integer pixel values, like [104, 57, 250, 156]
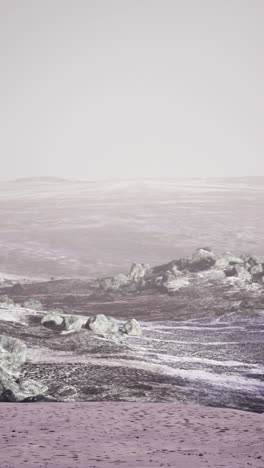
[0, 248, 263, 408]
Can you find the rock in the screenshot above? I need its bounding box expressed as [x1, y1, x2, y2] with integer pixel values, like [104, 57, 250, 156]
[0, 295, 14, 305]
[121, 319, 142, 336]
[0, 334, 27, 370]
[100, 273, 130, 291]
[152, 260, 180, 276]
[63, 315, 83, 332]
[178, 248, 216, 272]
[234, 265, 252, 281]
[215, 257, 231, 269]
[23, 298, 43, 311]
[195, 269, 226, 282]
[222, 252, 244, 265]
[0, 335, 47, 401]
[85, 314, 119, 334]
[41, 313, 64, 329]
[0, 389, 17, 402]
[250, 264, 263, 275]
[248, 255, 264, 266]
[162, 276, 190, 293]
[129, 263, 151, 281]
[224, 266, 237, 277]
[21, 394, 57, 403]
[0, 335, 27, 396]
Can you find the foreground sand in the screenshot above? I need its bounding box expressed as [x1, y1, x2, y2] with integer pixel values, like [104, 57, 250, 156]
[0, 402, 263, 468]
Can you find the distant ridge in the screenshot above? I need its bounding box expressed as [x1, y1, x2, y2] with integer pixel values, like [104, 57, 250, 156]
[14, 176, 72, 183]
[6, 175, 264, 185]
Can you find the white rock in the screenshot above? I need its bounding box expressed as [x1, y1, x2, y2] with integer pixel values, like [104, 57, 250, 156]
[41, 313, 64, 329]
[129, 263, 151, 281]
[121, 319, 142, 336]
[86, 314, 119, 334]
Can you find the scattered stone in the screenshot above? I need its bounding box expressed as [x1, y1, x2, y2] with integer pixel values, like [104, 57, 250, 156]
[248, 255, 264, 266]
[63, 315, 83, 332]
[41, 313, 64, 329]
[250, 264, 263, 275]
[23, 298, 43, 311]
[85, 314, 119, 334]
[121, 318, 142, 336]
[222, 252, 244, 265]
[234, 265, 252, 281]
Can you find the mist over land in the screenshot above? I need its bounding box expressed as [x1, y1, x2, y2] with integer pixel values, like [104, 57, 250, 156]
[0, 177, 264, 279]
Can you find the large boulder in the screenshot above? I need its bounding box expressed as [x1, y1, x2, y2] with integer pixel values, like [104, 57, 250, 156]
[63, 315, 83, 332]
[177, 248, 216, 272]
[41, 312, 64, 330]
[129, 263, 151, 281]
[85, 314, 119, 334]
[121, 319, 142, 336]
[23, 298, 43, 311]
[0, 335, 47, 400]
[0, 335, 26, 395]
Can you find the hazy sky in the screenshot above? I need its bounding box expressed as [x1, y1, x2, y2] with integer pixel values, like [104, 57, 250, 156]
[1, 0, 263, 180]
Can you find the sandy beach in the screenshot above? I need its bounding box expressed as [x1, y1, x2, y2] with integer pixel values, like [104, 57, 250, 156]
[0, 402, 263, 468]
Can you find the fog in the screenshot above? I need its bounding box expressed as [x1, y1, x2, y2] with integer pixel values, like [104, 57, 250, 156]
[1, 0, 264, 180]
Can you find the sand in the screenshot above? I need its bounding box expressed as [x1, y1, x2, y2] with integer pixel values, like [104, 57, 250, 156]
[0, 402, 263, 468]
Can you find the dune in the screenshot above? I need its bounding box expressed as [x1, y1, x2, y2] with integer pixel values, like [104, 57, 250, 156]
[0, 402, 263, 467]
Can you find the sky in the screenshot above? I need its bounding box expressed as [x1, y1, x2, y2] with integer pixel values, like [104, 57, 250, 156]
[0, 0, 263, 180]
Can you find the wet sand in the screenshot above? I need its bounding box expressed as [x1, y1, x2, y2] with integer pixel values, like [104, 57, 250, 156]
[0, 402, 263, 467]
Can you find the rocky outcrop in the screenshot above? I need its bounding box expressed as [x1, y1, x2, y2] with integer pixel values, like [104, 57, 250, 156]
[121, 319, 142, 336]
[41, 312, 64, 330]
[24, 298, 43, 310]
[96, 248, 264, 295]
[100, 273, 131, 291]
[85, 314, 119, 335]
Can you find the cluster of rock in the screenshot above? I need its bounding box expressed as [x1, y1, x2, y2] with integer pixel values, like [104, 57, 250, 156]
[0, 334, 46, 402]
[41, 312, 142, 337]
[98, 248, 264, 294]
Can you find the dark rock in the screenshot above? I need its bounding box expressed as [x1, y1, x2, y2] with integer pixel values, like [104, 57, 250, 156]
[0, 389, 17, 402]
[41, 313, 64, 330]
[21, 394, 57, 403]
